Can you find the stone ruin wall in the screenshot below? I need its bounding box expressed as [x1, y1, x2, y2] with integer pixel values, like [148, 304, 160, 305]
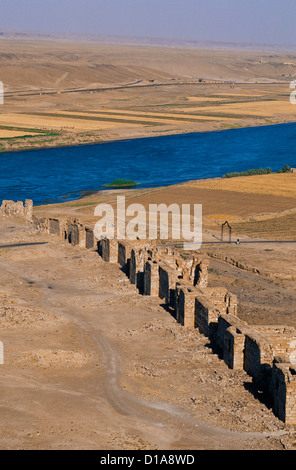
[92, 237, 296, 426]
[2, 201, 296, 426]
[271, 359, 296, 425]
[1, 199, 33, 221]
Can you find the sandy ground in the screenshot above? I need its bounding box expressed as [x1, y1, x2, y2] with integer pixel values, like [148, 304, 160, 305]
[1, 213, 296, 450]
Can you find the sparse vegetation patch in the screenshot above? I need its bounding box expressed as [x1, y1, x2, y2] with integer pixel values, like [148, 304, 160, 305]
[104, 178, 138, 188]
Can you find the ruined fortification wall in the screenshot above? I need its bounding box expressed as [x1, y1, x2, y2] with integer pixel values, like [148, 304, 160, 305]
[1, 199, 33, 221]
[96, 236, 296, 425]
[3, 202, 296, 426]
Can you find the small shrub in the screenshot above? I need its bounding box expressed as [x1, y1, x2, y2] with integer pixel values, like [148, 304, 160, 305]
[222, 165, 290, 178]
[104, 178, 137, 188]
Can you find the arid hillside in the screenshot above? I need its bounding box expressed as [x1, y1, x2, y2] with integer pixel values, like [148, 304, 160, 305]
[1, 38, 296, 90]
[0, 38, 295, 151]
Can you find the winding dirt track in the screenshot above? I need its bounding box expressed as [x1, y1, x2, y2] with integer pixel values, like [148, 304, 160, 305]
[0, 216, 289, 450]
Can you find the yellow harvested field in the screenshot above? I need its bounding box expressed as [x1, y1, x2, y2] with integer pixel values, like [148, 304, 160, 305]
[183, 173, 296, 198]
[195, 100, 296, 117]
[89, 108, 235, 121]
[179, 106, 236, 113]
[215, 90, 286, 96]
[0, 109, 234, 136]
[53, 110, 193, 124]
[232, 212, 296, 240]
[213, 93, 264, 97]
[0, 113, 142, 131]
[0, 129, 38, 138]
[186, 97, 229, 102]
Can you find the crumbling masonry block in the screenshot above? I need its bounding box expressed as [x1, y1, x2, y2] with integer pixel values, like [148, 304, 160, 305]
[158, 263, 179, 307]
[243, 331, 274, 392]
[85, 228, 95, 249]
[67, 222, 79, 246]
[129, 248, 147, 293]
[216, 313, 248, 353]
[144, 260, 160, 297]
[194, 294, 221, 338]
[193, 258, 209, 287]
[0, 199, 33, 220]
[271, 359, 296, 425]
[48, 218, 60, 236]
[24, 199, 33, 221]
[223, 325, 249, 370]
[99, 238, 119, 263]
[118, 241, 132, 275]
[175, 284, 200, 328]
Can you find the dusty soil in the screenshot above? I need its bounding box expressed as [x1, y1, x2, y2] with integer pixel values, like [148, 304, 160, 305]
[1, 214, 296, 450]
[1, 37, 296, 451]
[0, 39, 295, 152]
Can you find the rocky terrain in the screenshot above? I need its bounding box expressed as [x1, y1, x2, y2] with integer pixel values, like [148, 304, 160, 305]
[1, 214, 296, 450]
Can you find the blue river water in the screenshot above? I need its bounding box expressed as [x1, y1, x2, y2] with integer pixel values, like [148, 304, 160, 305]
[0, 122, 295, 206]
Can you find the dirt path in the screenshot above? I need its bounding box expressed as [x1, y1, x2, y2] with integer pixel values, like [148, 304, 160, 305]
[0, 215, 293, 450]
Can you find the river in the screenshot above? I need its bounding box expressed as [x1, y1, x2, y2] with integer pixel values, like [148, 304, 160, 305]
[0, 122, 295, 205]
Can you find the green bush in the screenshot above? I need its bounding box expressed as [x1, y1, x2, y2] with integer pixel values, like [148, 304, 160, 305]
[222, 165, 290, 179]
[103, 178, 137, 188]
[276, 164, 291, 173]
